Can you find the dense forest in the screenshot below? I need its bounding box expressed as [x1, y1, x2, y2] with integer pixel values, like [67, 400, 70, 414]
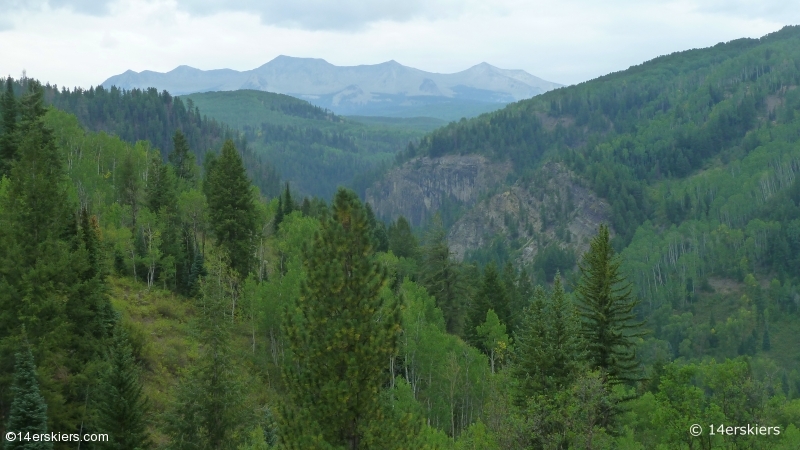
[183, 90, 434, 199]
[2, 25, 800, 450]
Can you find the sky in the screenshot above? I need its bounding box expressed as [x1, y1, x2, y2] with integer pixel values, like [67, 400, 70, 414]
[0, 0, 797, 89]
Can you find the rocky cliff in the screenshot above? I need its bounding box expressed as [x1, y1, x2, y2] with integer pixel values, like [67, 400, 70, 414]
[447, 162, 611, 263]
[365, 155, 512, 227]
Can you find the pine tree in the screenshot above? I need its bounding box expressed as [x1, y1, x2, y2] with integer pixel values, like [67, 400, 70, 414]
[280, 188, 404, 450]
[117, 152, 141, 227]
[282, 182, 294, 216]
[0, 76, 18, 176]
[387, 216, 417, 259]
[512, 274, 583, 405]
[467, 263, 509, 348]
[205, 140, 257, 278]
[5, 342, 51, 450]
[574, 225, 645, 384]
[420, 216, 465, 335]
[97, 326, 150, 450]
[273, 196, 284, 234]
[168, 130, 196, 185]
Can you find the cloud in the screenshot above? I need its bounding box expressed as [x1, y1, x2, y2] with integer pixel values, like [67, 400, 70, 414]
[175, 0, 471, 31]
[0, 0, 114, 16]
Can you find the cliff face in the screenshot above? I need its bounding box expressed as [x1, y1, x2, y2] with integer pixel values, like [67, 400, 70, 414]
[447, 162, 611, 263]
[365, 155, 512, 226]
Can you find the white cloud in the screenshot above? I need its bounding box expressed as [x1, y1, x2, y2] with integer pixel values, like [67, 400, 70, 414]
[0, 0, 791, 89]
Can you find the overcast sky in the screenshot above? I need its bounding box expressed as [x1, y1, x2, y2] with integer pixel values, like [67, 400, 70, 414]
[0, 0, 797, 89]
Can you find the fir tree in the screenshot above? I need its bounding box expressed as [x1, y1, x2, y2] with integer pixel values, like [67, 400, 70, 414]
[387, 216, 417, 259]
[169, 130, 196, 185]
[420, 216, 465, 335]
[467, 262, 509, 348]
[0, 76, 18, 176]
[273, 196, 284, 234]
[5, 342, 51, 450]
[282, 182, 294, 216]
[574, 225, 645, 385]
[280, 188, 404, 450]
[205, 140, 257, 278]
[96, 326, 150, 450]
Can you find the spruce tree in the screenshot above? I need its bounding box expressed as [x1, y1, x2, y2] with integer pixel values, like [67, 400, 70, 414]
[0, 76, 18, 176]
[280, 188, 404, 450]
[205, 140, 257, 278]
[467, 262, 509, 348]
[168, 130, 196, 185]
[574, 225, 645, 384]
[512, 274, 583, 404]
[420, 216, 464, 335]
[97, 326, 150, 450]
[5, 342, 51, 450]
[387, 216, 417, 259]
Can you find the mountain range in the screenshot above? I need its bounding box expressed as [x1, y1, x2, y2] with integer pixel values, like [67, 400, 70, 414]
[101, 56, 562, 119]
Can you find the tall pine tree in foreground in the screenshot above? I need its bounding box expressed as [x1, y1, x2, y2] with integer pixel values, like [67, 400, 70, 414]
[96, 326, 150, 450]
[574, 225, 645, 384]
[5, 342, 51, 450]
[205, 140, 257, 278]
[280, 188, 408, 450]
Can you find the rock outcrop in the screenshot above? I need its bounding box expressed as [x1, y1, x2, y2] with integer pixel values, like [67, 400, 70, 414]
[365, 155, 512, 227]
[446, 162, 611, 263]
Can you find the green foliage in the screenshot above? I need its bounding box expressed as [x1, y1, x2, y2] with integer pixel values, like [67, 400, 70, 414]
[0, 76, 18, 176]
[419, 217, 467, 335]
[165, 252, 251, 450]
[205, 140, 258, 278]
[184, 90, 429, 199]
[476, 310, 510, 374]
[280, 188, 404, 449]
[96, 326, 150, 450]
[467, 263, 509, 349]
[5, 342, 51, 450]
[387, 216, 417, 259]
[575, 225, 645, 385]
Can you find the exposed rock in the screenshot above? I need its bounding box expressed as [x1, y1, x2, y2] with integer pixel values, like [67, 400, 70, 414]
[447, 162, 611, 263]
[365, 155, 512, 227]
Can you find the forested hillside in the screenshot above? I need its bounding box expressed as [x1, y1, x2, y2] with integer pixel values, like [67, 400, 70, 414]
[183, 90, 435, 198]
[3, 27, 800, 450]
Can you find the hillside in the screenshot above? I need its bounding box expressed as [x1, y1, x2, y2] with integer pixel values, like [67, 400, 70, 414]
[182, 89, 434, 198]
[369, 25, 800, 377]
[101, 56, 562, 120]
[3, 42, 800, 448]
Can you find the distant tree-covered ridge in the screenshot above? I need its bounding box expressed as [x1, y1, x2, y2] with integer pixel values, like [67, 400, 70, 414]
[8, 79, 282, 197]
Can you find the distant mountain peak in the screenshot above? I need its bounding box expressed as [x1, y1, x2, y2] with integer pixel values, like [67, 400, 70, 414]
[101, 57, 562, 117]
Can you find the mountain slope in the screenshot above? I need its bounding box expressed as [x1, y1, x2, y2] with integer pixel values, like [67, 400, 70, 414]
[101, 56, 562, 120]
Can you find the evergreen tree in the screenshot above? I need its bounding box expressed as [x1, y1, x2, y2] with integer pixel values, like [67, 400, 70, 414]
[419, 216, 465, 335]
[5, 342, 51, 450]
[273, 196, 284, 234]
[574, 225, 645, 385]
[280, 188, 404, 450]
[169, 130, 196, 185]
[282, 182, 294, 216]
[205, 140, 257, 278]
[145, 153, 177, 215]
[467, 263, 509, 348]
[512, 285, 549, 405]
[117, 152, 141, 227]
[0, 76, 18, 176]
[387, 216, 417, 259]
[96, 326, 150, 450]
